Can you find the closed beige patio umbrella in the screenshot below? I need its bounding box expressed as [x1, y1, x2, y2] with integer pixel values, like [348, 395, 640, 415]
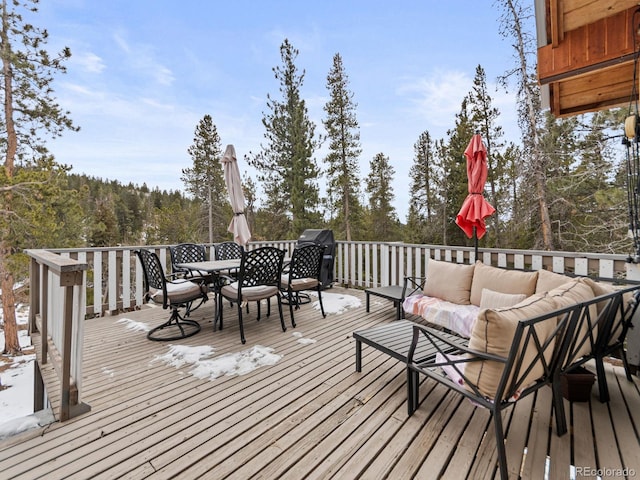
[221, 144, 251, 246]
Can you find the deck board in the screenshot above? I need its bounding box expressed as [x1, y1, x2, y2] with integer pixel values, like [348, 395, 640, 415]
[1, 287, 640, 479]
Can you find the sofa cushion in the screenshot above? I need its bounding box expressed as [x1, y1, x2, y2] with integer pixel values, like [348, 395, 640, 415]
[465, 293, 558, 400]
[424, 259, 475, 305]
[547, 279, 595, 308]
[535, 269, 572, 294]
[469, 262, 539, 306]
[580, 278, 634, 346]
[580, 277, 630, 315]
[480, 288, 527, 309]
[547, 279, 596, 358]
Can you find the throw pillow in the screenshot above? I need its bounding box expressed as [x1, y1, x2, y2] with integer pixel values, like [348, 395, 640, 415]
[479, 288, 527, 309]
[465, 293, 558, 400]
[423, 259, 475, 305]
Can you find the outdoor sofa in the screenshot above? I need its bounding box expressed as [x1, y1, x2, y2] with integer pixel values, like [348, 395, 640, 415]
[354, 259, 640, 479]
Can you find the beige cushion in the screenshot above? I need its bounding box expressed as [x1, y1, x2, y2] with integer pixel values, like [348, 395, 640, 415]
[281, 275, 319, 291]
[221, 283, 279, 302]
[581, 278, 633, 346]
[424, 259, 475, 305]
[469, 262, 538, 306]
[465, 293, 558, 400]
[547, 279, 595, 308]
[151, 279, 206, 305]
[479, 289, 527, 309]
[547, 279, 596, 358]
[580, 277, 627, 315]
[535, 269, 572, 294]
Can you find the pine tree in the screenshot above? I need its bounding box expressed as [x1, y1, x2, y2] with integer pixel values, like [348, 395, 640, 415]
[552, 110, 629, 252]
[323, 53, 363, 241]
[145, 198, 201, 245]
[494, 142, 528, 248]
[181, 114, 229, 244]
[89, 195, 120, 247]
[441, 98, 475, 246]
[406, 130, 441, 243]
[365, 153, 401, 241]
[241, 174, 259, 241]
[248, 39, 322, 239]
[0, 0, 79, 354]
[536, 111, 579, 249]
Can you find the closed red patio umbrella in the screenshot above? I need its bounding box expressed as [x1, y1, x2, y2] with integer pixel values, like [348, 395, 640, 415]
[455, 133, 495, 259]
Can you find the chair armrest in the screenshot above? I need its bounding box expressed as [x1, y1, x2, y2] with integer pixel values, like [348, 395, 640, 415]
[408, 324, 505, 365]
[407, 324, 506, 402]
[166, 272, 185, 281]
[167, 274, 209, 285]
[218, 274, 236, 285]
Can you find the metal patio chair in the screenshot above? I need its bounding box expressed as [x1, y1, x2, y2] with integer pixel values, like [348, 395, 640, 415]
[135, 248, 209, 341]
[218, 246, 285, 344]
[280, 243, 326, 327]
[169, 243, 208, 277]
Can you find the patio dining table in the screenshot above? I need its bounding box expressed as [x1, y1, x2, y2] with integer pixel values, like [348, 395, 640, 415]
[174, 259, 242, 329]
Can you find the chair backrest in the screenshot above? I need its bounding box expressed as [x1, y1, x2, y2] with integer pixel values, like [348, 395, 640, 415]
[597, 286, 640, 350]
[488, 302, 578, 403]
[238, 246, 284, 289]
[170, 243, 207, 272]
[499, 291, 629, 402]
[563, 285, 640, 367]
[135, 249, 168, 307]
[215, 241, 244, 261]
[289, 244, 324, 282]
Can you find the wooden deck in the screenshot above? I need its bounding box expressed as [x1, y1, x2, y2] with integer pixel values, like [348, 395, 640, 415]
[1, 287, 640, 479]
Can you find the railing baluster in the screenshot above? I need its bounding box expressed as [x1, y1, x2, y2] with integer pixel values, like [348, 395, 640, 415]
[93, 251, 102, 316]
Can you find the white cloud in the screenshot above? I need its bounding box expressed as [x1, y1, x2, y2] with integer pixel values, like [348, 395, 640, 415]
[72, 51, 106, 74]
[113, 31, 131, 54]
[111, 30, 175, 87]
[398, 69, 472, 128]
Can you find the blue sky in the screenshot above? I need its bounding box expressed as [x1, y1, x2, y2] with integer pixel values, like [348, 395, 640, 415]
[35, 0, 527, 221]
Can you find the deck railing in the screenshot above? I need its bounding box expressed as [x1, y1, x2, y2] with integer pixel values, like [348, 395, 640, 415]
[43, 241, 637, 318]
[25, 249, 91, 421]
[25, 240, 640, 420]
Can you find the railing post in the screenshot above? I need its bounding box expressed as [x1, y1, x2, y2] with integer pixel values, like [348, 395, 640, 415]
[60, 277, 74, 421]
[26, 249, 91, 422]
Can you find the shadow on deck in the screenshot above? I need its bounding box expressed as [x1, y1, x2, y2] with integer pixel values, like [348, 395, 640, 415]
[1, 287, 639, 479]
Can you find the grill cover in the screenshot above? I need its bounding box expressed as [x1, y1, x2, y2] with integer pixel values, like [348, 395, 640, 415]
[297, 229, 335, 288]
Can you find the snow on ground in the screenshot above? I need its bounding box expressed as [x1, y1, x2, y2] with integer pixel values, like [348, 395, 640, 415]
[0, 291, 361, 439]
[0, 304, 56, 440]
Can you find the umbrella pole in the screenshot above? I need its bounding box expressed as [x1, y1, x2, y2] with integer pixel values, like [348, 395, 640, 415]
[473, 226, 478, 263]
